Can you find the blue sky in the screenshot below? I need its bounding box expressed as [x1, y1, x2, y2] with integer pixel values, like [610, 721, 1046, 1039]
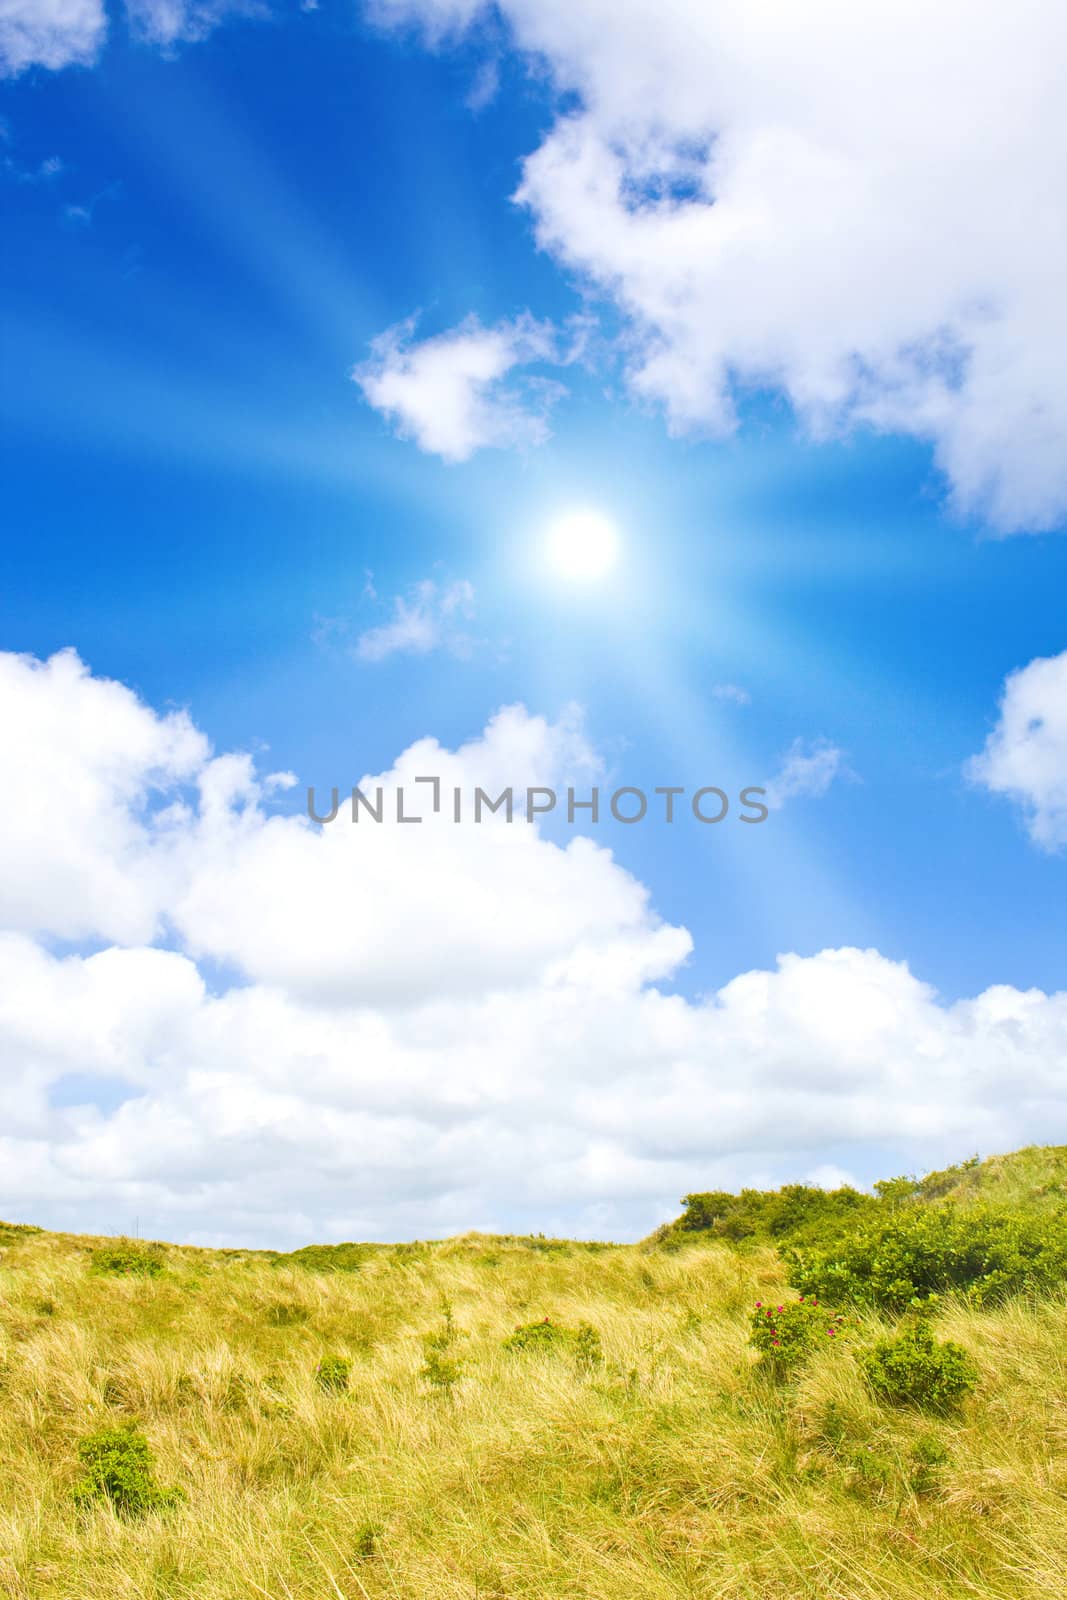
[2, 2, 1066, 1245]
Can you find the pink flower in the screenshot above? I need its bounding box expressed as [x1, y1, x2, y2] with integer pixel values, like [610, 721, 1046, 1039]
[755, 1302, 762, 1308]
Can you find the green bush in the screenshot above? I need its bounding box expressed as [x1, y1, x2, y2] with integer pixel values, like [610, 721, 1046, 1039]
[748, 1297, 848, 1372]
[666, 1183, 876, 1248]
[72, 1425, 184, 1516]
[503, 1317, 569, 1354]
[862, 1319, 978, 1411]
[89, 1241, 165, 1278]
[575, 1321, 603, 1367]
[315, 1354, 351, 1393]
[502, 1317, 604, 1365]
[420, 1347, 462, 1395]
[788, 1202, 1067, 1310]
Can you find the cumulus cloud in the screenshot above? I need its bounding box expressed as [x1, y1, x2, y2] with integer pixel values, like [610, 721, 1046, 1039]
[0, 0, 106, 75]
[967, 649, 1067, 850]
[763, 737, 846, 810]
[353, 313, 562, 461]
[0, 648, 1064, 1246]
[0, 648, 208, 944]
[372, 0, 1067, 532]
[356, 577, 476, 662]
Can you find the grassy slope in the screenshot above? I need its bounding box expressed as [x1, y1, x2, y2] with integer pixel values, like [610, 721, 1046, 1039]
[913, 1144, 1067, 1207]
[0, 1161, 1065, 1597]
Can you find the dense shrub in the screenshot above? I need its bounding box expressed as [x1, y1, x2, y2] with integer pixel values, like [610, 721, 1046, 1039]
[862, 1319, 977, 1410]
[315, 1354, 351, 1393]
[89, 1241, 165, 1278]
[667, 1183, 876, 1249]
[72, 1425, 183, 1516]
[788, 1202, 1067, 1310]
[748, 1297, 848, 1372]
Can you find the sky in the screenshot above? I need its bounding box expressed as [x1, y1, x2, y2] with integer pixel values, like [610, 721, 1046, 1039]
[1, 0, 1066, 1247]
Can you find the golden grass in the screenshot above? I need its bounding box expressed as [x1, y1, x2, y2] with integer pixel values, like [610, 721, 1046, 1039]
[1, 1226, 1065, 1598]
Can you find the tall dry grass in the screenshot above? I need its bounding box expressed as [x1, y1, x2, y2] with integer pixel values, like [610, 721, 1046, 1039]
[1, 1225, 1065, 1598]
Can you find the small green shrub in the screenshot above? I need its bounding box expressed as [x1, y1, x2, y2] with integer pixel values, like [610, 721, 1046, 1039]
[502, 1316, 604, 1366]
[575, 1321, 603, 1367]
[749, 1297, 848, 1372]
[862, 1319, 978, 1411]
[315, 1354, 351, 1394]
[89, 1241, 165, 1278]
[420, 1347, 462, 1396]
[503, 1317, 568, 1354]
[72, 1425, 183, 1516]
[907, 1432, 952, 1493]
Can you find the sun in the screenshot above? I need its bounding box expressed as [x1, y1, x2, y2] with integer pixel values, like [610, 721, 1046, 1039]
[545, 509, 621, 582]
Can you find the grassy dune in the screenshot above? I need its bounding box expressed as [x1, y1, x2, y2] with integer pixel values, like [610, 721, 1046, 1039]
[1, 1203, 1066, 1599]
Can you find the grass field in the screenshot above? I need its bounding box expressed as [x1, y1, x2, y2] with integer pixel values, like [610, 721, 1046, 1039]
[2, 1166, 1066, 1598]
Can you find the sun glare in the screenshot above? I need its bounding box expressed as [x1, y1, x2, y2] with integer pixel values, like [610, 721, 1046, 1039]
[545, 509, 621, 582]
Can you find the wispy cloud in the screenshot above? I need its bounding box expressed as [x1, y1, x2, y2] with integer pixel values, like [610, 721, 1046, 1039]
[711, 683, 750, 706]
[764, 737, 848, 810]
[355, 577, 477, 663]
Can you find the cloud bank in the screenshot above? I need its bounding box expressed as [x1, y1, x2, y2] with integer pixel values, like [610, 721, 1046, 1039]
[0, 647, 1065, 1246]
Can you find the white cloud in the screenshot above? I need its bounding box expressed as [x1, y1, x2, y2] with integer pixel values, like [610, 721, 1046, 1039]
[123, 0, 261, 49]
[356, 577, 476, 662]
[967, 649, 1067, 850]
[0, 0, 106, 75]
[763, 737, 845, 810]
[372, 0, 1067, 532]
[0, 649, 208, 944]
[1, 648, 1064, 1246]
[353, 313, 561, 461]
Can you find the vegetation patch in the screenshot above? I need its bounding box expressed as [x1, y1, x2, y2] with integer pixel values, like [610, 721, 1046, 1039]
[788, 1201, 1067, 1310]
[503, 1316, 603, 1364]
[89, 1241, 166, 1278]
[862, 1318, 978, 1411]
[314, 1354, 351, 1393]
[748, 1296, 849, 1373]
[272, 1242, 380, 1273]
[72, 1425, 184, 1516]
